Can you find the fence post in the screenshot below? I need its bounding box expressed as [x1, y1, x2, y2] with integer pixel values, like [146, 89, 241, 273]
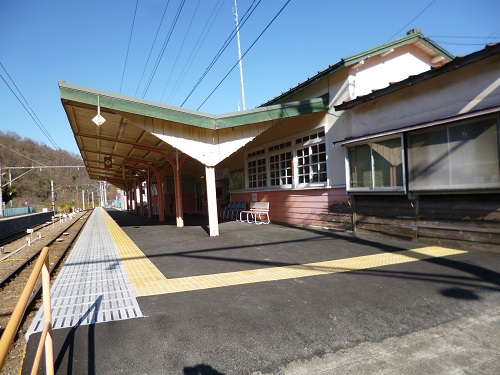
[42, 256, 54, 374]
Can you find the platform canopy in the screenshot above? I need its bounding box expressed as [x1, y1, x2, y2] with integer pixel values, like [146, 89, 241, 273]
[59, 81, 329, 189]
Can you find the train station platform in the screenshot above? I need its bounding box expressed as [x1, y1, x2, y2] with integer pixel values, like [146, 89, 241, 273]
[22, 207, 500, 374]
[0, 211, 53, 241]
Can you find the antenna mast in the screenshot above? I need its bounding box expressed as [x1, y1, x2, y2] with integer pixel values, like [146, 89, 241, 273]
[234, 0, 246, 110]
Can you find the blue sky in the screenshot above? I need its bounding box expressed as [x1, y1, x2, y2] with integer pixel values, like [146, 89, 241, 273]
[1, 0, 499, 156]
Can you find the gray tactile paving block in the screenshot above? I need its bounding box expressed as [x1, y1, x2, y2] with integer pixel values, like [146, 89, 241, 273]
[26, 209, 143, 339]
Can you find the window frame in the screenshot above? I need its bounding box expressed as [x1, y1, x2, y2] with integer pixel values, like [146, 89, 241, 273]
[269, 149, 293, 188]
[345, 134, 406, 194]
[294, 133, 327, 188]
[244, 128, 328, 191]
[407, 114, 500, 192]
[246, 149, 267, 189]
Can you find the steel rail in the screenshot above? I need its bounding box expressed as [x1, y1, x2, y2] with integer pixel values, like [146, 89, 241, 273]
[0, 211, 91, 288]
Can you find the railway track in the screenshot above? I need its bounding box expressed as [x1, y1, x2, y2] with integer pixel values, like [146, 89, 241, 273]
[0, 209, 92, 375]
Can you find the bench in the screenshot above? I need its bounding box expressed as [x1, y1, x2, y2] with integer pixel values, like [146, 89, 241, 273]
[222, 201, 247, 220]
[239, 202, 270, 225]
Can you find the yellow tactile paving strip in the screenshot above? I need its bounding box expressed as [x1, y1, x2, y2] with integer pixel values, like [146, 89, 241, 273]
[102, 208, 171, 297]
[101, 209, 467, 296]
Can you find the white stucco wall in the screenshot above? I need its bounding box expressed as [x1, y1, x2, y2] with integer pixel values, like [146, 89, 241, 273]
[341, 53, 500, 139]
[326, 72, 351, 187]
[348, 47, 432, 99]
[349, 52, 430, 99]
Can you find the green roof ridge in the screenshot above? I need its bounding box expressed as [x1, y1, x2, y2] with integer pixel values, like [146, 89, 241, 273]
[59, 81, 328, 130]
[342, 29, 454, 66]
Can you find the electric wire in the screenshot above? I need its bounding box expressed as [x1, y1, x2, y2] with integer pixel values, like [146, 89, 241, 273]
[428, 32, 499, 47]
[427, 35, 500, 39]
[431, 41, 497, 46]
[119, 0, 139, 94]
[180, 0, 262, 107]
[0, 142, 47, 167]
[196, 0, 292, 110]
[141, 0, 187, 99]
[386, 0, 437, 42]
[0, 62, 68, 162]
[487, 26, 500, 39]
[134, 0, 172, 97]
[180, 0, 261, 107]
[160, 0, 201, 102]
[166, 0, 226, 104]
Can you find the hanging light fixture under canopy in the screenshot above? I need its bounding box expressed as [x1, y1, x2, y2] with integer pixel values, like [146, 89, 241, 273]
[92, 95, 106, 126]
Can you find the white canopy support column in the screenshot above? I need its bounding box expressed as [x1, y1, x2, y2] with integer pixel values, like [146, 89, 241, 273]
[175, 150, 184, 228]
[205, 166, 219, 237]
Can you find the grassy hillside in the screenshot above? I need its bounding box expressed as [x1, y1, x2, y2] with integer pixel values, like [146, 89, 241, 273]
[0, 130, 116, 212]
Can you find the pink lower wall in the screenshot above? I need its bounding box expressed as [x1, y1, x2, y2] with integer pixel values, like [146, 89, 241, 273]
[231, 188, 347, 227]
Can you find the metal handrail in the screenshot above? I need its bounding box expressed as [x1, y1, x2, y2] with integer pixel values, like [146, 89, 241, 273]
[0, 246, 54, 374]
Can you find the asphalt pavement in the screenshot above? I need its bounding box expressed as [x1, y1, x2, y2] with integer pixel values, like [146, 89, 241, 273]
[23, 209, 500, 374]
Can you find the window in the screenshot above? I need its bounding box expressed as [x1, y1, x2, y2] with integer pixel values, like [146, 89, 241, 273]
[348, 144, 372, 188]
[296, 130, 327, 185]
[247, 157, 267, 188]
[270, 151, 292, 186]
[244, 128, 327, 190]
[297, 143, 327, 184]
[408, 116, 500, 191]
[348, 136, 404, 191]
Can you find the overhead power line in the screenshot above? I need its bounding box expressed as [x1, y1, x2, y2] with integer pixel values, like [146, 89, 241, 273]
[386, 0, 437, 42]
[119, 0, 139, 94]
[134, 0, 172, 97]
[197, 0, 292, 110]
[180, 0, 262, 107]
[432, 40, 496, 46]
[0, 62, 69, 162]
[428, 35, 500, 39]
[141, 0, 187, 98]
[165, 0, 226, 104]
[160, 0, 201, 102]
[0, 142, 47, 167]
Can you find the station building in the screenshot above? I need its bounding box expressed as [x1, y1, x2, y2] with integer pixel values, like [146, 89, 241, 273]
[60, 29, 500, 251]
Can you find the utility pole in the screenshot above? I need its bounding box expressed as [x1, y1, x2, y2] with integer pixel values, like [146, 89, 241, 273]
[51, 180, 55, 213]
[82, 189, 85, 210]
[99, 181, 104, 207]
[103, 180, 107, 207]
[8, 169, 12, 207]
[234, 0, 246, 110]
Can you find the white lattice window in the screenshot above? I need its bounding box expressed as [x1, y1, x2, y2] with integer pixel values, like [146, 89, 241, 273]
[270, 151, 292, 186]
[296, 131, 327, 185]
[247, 149, 267, 188]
